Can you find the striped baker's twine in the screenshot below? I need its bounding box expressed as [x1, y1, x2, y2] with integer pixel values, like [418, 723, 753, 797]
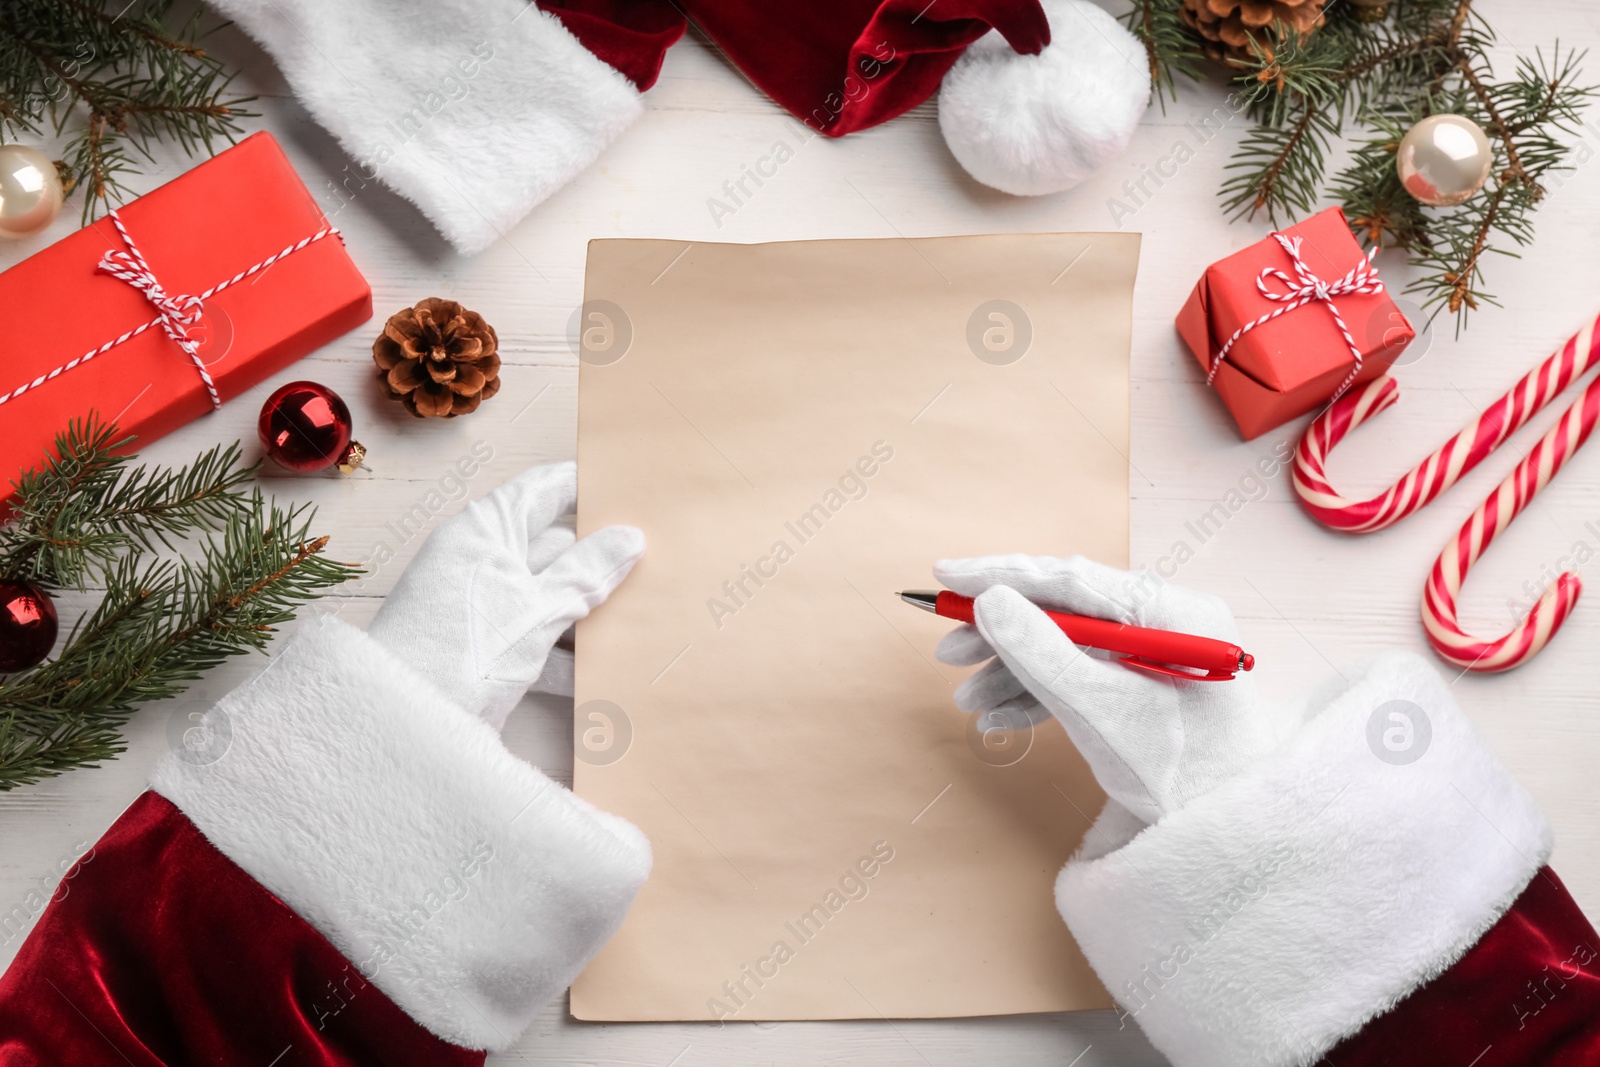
[1294, 313, 1600, 533]
[0, 208, 339, 410]
[1206, 232, 1384, 401]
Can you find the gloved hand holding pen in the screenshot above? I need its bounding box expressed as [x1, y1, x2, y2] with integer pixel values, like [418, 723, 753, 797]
[929, 553, 1576, 1067]
[934, 553, 1289, 823]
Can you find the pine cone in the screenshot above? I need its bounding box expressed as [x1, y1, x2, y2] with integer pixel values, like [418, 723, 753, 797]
[373, 298, 500, 418]
[1180, 0, 1325, 66]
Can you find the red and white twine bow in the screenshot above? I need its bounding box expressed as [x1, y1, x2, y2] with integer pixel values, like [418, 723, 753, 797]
[0, 208, 339, 410]
[1207, 232, 1385, 400]
[96, 209, 220, 408]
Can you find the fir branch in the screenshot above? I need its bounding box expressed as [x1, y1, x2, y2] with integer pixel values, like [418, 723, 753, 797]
[1139, 0, 1595, 327]
[1442, 182, 1509, 313]
[0, 0, 255, 221]
[1337, 44, 1591, 327]
[1458, 61, 1532, 191]
[1223, 100, 1333, 221]
[0, 419, 356, 789]
[1122, 0, 1206, 105]
[58, 0, 205, 59]
[0, 418, 254, 586]
[0, 715, 124, 789]
[1330, 111, 1429, 249]
[1222, 27, 1349, 222]
[1138, 0, 1162, 94]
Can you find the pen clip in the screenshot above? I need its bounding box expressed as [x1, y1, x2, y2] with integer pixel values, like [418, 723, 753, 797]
[1118, 656, 1236, 683]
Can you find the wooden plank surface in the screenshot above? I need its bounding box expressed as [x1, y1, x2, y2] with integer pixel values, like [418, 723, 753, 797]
[4, 3, 1598, 1062]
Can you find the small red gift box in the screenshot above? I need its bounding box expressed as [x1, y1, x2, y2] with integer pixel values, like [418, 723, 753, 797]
[0, 132, 370, 502]
[1176, 207, 1414, 439]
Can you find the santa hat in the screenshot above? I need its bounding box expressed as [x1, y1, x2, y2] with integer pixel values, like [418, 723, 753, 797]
[207, 0, 1149, 254]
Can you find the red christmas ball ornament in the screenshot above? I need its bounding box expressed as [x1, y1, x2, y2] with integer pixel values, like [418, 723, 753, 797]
[259, 381, 366, 474]
[0, 578, 58, 673]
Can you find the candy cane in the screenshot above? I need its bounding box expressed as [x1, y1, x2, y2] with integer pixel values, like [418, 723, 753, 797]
[1293, 313, 1600, 532]
[1422, 374, 1600, 670]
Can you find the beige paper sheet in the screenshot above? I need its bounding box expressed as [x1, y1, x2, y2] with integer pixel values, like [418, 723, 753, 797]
[573, 233, 1139, 1021]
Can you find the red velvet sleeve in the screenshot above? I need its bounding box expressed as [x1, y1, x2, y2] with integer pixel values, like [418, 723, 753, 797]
[1329, 867, 1600, 1065]
[0, 792, 484, 1067]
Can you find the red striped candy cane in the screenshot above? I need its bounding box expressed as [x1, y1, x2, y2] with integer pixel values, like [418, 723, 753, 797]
[1294, 313, 1600, 532]
[1422, 374, 1600, 670]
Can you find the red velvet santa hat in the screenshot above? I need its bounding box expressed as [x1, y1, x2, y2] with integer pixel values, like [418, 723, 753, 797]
[210, 0, 1148, 253]
[659, 0, 1151, 194]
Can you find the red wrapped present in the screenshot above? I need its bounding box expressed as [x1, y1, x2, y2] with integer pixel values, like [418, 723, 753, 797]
[1176, 206, 1414, 440]
[0, 132, 370, 501]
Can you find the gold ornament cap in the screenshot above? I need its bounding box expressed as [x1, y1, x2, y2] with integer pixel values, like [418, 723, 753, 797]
[1396, 114, 1493, 207]
[337, 440, 367, 475]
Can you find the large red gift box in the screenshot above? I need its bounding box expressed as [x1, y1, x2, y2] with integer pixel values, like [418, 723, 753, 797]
[0, 132, 370, 501]
[1176, 206, 1414, 439]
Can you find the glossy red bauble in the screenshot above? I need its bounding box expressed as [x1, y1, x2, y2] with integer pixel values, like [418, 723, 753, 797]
[0, 578, 57, 673]
[258, 381, 366, 474]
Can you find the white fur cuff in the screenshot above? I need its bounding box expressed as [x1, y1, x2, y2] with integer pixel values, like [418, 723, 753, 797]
[1057, 652, 1550, 1067]
[151, 616, 651, 1051]
[210, 0, 643, 254]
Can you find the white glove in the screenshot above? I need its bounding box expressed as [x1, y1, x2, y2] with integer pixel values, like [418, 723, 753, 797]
[369, 461, 643, 731]
[935, 554, 1289, 823]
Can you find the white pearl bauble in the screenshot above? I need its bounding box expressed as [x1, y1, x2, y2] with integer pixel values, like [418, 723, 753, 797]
[0, 144, 65, 238]
[1396, 114, 1493, 207]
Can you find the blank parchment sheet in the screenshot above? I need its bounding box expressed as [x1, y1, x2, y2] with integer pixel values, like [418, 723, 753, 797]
[573, 233, 1140, 1022]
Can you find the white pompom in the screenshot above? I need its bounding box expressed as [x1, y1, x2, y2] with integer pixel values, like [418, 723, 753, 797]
[938, 0, 1149, 196]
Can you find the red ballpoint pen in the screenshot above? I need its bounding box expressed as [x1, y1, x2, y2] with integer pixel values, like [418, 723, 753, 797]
[897, 590, 1255, 682]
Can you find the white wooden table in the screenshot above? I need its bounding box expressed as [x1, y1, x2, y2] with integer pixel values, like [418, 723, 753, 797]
[5, 2, 1599, 1062]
